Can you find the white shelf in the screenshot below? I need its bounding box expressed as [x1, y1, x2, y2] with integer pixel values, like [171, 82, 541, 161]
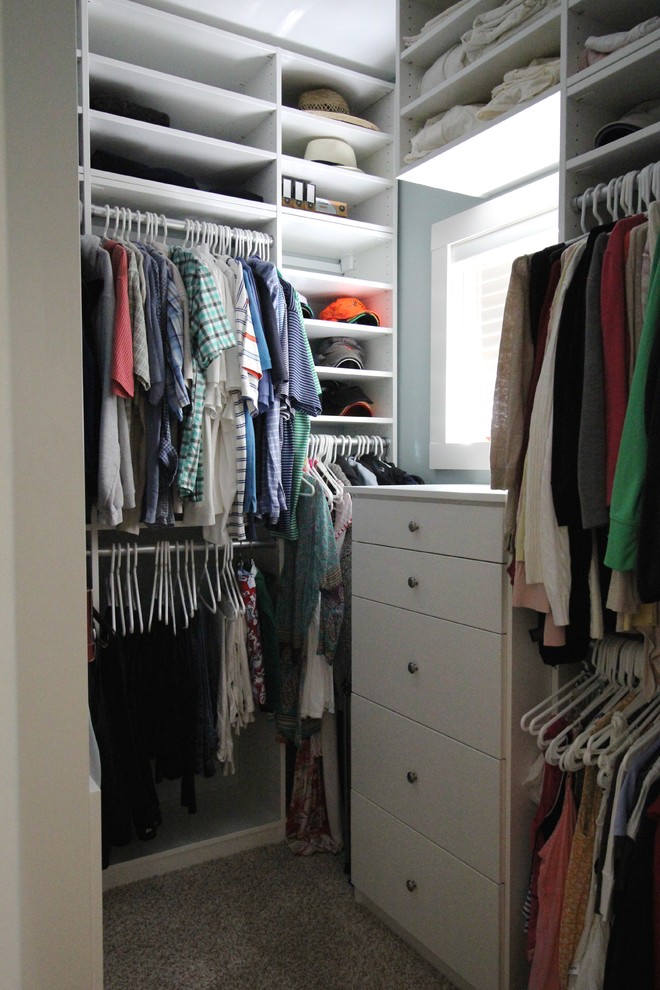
[304, 318, 393, 341]
[280, 155, 391, 204]
[88, 0, 276, 93]
[88, 169, 277, 226]
[280, 207, 393, 257]
[401, 0, 503, 70]
[315, 415, 394, 425]
[566, 26, 660, 88]
[315, 366, 393, 380]
[282, 269, 392, 299]
[564, 122, 660, 181]
[401, 6, 561, 122]
[567, 0, 660, 25]
[281, 107, 393, 159]
[88, 54, 275, 144]
[279, 49, 394, 114]
[400, 88, 560, 196]
[89, 111, 275, 184]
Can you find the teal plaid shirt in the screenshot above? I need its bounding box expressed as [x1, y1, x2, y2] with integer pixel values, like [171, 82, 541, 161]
[170, 248, 235, 500]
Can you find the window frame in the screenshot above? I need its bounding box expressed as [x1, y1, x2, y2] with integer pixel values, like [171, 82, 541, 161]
[429, 173, 559, 471]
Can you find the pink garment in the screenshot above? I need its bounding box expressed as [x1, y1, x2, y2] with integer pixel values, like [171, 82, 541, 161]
[105, 239, 134, 399]
[529, 778, 577, 990]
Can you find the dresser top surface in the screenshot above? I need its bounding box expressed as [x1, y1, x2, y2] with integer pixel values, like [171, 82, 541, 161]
[347, 484, 506, 505]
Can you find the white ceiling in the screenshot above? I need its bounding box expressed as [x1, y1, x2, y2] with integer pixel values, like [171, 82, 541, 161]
[139, 0, 398, 79]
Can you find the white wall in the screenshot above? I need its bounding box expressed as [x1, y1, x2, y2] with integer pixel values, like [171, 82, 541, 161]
[0, 2, 98, 986]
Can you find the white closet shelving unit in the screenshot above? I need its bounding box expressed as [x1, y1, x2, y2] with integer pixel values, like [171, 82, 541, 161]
[397, 0, 659, 218]
[78, 0, 397, 887]
[80, 0, 397, 448]
[561, 0, 660, 237]
[397, 0, 562, 195]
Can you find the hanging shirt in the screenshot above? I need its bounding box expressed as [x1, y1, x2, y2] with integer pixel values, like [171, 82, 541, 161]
[170, 247, 235, 502]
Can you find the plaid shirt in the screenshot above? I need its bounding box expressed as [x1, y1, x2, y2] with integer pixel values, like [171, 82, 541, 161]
[170, 248, 235, 499]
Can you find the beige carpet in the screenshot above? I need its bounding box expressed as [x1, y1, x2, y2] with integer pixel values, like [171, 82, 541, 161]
[103, 842, 459, 990]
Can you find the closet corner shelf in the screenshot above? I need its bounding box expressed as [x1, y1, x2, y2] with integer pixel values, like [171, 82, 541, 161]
[399, 87, 560, 197]
[400, 6, 561, 123]
[88, 170, 277, 226]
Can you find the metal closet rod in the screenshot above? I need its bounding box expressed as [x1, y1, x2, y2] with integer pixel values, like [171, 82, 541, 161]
[89, 540, 275, 558]
[89, 202, 274, 246]
[572, 160, 660, 212]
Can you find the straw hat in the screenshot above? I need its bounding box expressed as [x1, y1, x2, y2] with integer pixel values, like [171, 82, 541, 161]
[297, 88, 379, 131]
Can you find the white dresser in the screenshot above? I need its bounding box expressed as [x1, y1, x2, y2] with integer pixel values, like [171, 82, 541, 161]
[350, 485, 551, 990]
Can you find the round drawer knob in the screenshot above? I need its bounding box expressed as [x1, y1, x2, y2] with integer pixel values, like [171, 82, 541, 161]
[407, 661, 419, 674]
[407, 576, 418, 589]
[408, 520, 419, 533]
[406, 770, 418, 784]
[406, 879, 417, 892]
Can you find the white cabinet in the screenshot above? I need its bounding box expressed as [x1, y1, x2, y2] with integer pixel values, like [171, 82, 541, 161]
[561, 0, 660, 237]
[80, 0, 397, 442]
[350, 486, 551, 990]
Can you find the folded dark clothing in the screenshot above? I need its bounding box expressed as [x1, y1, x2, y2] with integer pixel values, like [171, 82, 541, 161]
[209, 183, 264, 203]
[91, 148, 199, 189]
[91, 92, 171, 128]
[321, 380, 373, 417]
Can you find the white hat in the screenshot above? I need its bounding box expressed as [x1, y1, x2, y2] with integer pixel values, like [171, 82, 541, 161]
[304, 137, 361, 171]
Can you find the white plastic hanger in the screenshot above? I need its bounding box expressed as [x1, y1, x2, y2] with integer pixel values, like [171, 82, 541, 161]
[131, 543, 144, 634]
[580, 186, 594, 234]
[184, 540, 197, 616]
[174, 542, 190, 630]
[197, 542, 217, 613]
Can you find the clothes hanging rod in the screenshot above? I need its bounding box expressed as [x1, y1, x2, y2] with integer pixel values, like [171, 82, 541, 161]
[571, 160, 659, 212]
[88, 540, 275, 558]
[89, 202, 273, 246]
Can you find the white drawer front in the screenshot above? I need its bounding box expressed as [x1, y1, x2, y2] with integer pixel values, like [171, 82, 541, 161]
[352, 496, 504, 562]
[351, 792, 501, 990]
[352, 598, 503, 756]
[352, 696, 501, 881]
[353, 542, 504, 633]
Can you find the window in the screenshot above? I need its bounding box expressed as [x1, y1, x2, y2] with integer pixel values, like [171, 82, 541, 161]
[429, 174, 559, 471]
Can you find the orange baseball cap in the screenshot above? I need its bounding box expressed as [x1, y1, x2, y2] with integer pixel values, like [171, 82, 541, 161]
[318, 297, 380, 326]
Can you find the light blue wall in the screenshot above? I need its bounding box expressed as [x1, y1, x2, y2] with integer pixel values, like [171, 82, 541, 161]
[396, 179, 488, 484]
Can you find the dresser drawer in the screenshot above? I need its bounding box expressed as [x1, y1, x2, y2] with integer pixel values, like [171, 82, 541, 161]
[352, 696, 501, 881]
[352, 598, 503, 755]
[351, 792, 501, 990]
[352, 495, 504, 562]
[353, 542, 505, 633]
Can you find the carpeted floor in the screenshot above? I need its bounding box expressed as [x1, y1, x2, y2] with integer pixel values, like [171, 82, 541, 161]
[103, 842, 459, 990]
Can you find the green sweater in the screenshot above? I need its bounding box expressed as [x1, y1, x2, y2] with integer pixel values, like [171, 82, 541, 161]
[605, 243, 660, 571]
